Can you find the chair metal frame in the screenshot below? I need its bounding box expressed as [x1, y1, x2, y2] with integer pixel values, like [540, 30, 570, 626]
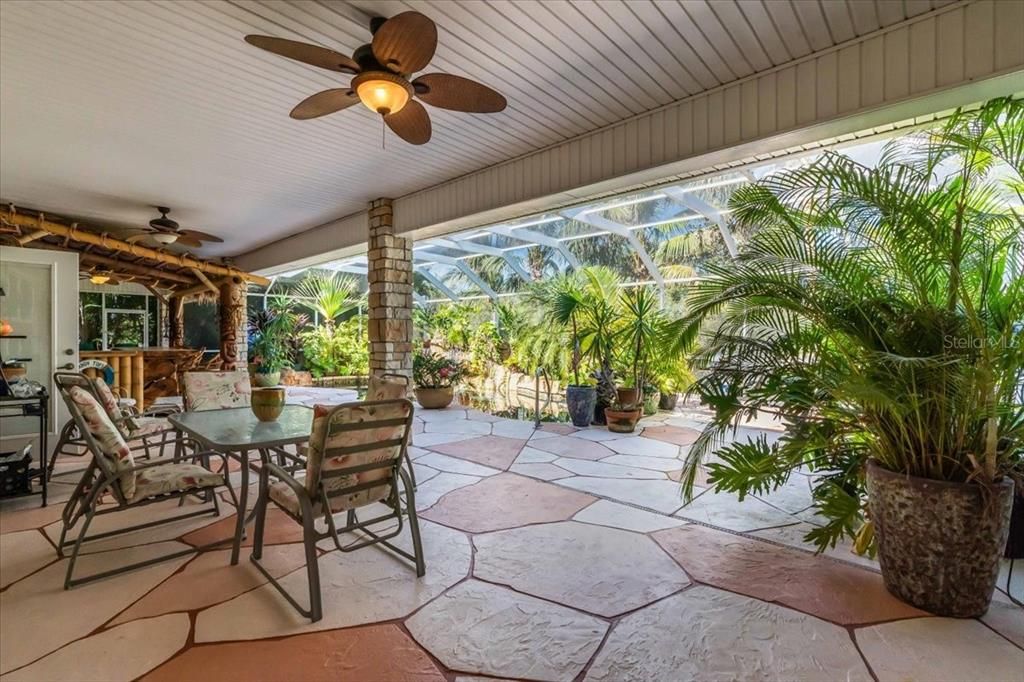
[53, 372, 239, 589]
[251, 398, 424, 622]
[370, 373, 418, 489]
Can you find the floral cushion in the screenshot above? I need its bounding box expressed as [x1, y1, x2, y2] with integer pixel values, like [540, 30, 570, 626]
[68, 385, 137, 499]
[182, 370, 252, 412]
[131, 462, 223, 501]
[90, 378, 141, 432]
[367, 375, 409, 401]
[284, 401, 411, 514]
[128, 416, 171, 438]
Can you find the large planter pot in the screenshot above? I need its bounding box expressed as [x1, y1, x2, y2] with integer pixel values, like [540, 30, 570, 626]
[565, 385, 596, 427]
[616, 387, 641, 410]
[252, 371, 281, 388]
[415, 386, 454, 409]
[251, 387, 285, 422]
[866, 460, 1014, 617]
[658, 392, 680, 411]
[605, 408, 641, 433]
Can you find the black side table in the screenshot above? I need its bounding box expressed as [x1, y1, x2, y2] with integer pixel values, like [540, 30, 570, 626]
[0, 391, 49, 506]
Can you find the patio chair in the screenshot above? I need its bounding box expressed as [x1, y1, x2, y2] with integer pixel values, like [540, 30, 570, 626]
[251, 399, 424, 622]
[182, 369, 252, 411]
[48, 374, 180, 480]
[366, 373, 410, 400]
[52, 372, 237, 588]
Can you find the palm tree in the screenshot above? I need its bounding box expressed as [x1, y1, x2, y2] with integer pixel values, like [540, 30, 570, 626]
[293, 271, 358, 327]
[674, 97, 1024, 552]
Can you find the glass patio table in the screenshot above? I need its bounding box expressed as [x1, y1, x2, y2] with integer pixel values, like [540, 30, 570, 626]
[168, 405, 313, 564]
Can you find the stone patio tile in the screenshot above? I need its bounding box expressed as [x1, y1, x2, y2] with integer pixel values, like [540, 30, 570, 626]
[182, 508, 304, 548]
[417, 407, 468, 421]
[0, 530, 55, 589]
[430, 436, 526, 470]
[407, 580, 606, 682]
[856, 617, 1023, 682]
[674, 488, 798, 532]
[652, 525, 927, 625]
[423, 419, 492, 435]
[0, 542, 192, 674]
[421, 473, 595, 532]
[491, 420, 540, 440]
[194, 520, 470, 641]
[752, 478, 814, 514]
[145, 623, 445, 682]
[466, 409, 505, 423]
[553, 457, 667, 479]
[568, 428, 628, 442]
[997, 559, 1024, 601]
[752, 522, 879, 570]
[585, 586, 872, 682]
[5, 613, 190, 682]
[411, 472, 481, 510]
[573, 499, 687, 533]
[556, 476, 687, 514]
[111, 544, 307, 625]
[474, 521, 689, 616]
[605, 436, 680, 458]
[530, 435, 614, 461]
[528, 429, 560, 441]
[412, 462, 441, 484]
[639, 424, 701, 446]
[0, 503, 64, 535]
[539, 422, 577, 435]
[414, 432, 479, 448]
[980, 599, 1024, 649]
[415, 452, 503, 477]
[601, 454, 685, 472]
[412, 420, 424, 434]
[515, 446, 558, 463]
[509, 462, 573, 481]
[453, 677, 519, 682]
[407, 445, 431, 460]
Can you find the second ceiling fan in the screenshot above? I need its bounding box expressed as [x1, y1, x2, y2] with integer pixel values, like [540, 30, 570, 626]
[245, 11, 507, 145]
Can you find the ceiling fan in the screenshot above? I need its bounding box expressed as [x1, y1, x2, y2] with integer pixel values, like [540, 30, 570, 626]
[80, 269, 124, 286]
[126, 207, 224, 249]
[245, 11, 507, 145]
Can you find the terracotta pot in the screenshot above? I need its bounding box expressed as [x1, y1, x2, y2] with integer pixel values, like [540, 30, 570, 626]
[566, 385, 596, 427]
[605, 408, 641, 433]
[866, 460, 1014, 617]
[658, 392, 679, 411]
[616, 387, 641, 410]
[251, 387, 285, 422]
[252, 371, 280, 388]
[415, 386, 454, 409]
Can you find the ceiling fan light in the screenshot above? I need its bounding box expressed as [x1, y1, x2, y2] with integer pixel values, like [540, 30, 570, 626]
[151, 233, 178, 245]
[90, 274, 110, 285]
[353, 71, 411, 116]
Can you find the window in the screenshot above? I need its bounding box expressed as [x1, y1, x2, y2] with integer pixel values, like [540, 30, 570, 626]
[78, 291, 161, 350]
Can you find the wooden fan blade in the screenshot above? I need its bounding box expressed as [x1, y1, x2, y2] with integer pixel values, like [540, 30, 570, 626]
[177, 229, 224, 243]
[126, 233, 152, 243]
[290, 89, 359, 120]
[175, 236, 204, 249]
[385, 100, 431, 145]
[372, 12, 437, 74]
[245, 35, 359, 74]
[413, 73, 507, 113]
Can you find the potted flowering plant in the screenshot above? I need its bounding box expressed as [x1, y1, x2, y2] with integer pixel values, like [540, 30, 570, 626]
[412, 351, 467, 409]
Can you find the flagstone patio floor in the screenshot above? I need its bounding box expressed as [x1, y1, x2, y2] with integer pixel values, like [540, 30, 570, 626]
[1, 392, 1021, 681]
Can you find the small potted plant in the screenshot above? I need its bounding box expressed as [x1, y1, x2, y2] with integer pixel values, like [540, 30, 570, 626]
[413, 351, 466, 409]
[607, 287, 663, 432]
[248, 303, 293, 387]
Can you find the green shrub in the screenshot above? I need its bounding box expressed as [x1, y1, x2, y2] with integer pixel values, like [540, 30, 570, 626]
[300, 318, 368, 377]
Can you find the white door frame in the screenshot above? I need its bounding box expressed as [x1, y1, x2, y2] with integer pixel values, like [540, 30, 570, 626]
[0, 245, 79, 450]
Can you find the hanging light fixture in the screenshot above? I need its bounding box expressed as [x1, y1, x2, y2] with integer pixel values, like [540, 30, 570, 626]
[90, 274, 111, 285]
[352, 71, 412, 116]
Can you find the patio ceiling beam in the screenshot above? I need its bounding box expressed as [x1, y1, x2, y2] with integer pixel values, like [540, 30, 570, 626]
[662, 187, 738, 257]
[431, 237, 532, 282]
[484, 226, 581, 270]
[563, 209, 665, 295]
[413, 266, 458, 301]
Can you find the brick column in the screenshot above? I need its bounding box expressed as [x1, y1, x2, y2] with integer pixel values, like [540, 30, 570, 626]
[367, 198, 413, 380]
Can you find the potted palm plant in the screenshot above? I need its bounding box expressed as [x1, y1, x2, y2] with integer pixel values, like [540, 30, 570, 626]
[533, 274, 596, 427]
[413, 351, 467, 409]
[674, 97, 1023, 617]
[247, 301, 295, 387]
[606, 287, 664, 433]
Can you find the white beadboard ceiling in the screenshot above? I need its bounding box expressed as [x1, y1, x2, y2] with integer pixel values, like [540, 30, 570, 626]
[0, 0, 957, 257]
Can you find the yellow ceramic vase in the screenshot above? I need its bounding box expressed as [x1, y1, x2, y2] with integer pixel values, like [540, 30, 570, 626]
[251, 387, 285, 422]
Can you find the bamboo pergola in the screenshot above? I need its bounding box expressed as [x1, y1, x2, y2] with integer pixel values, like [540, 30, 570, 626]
[0, 204, 268, 368]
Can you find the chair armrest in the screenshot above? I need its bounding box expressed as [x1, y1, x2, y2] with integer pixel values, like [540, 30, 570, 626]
[142, 405, 181, 417]
[121, 448, 228, 475]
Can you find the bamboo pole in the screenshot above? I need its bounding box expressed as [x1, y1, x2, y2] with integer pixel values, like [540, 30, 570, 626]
[79, 252, 195, 285]
[2, 208, 270, 286]
[132, 352, 145, 408]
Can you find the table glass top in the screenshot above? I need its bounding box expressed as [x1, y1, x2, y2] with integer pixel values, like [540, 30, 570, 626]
[168, 405, 313, 449]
